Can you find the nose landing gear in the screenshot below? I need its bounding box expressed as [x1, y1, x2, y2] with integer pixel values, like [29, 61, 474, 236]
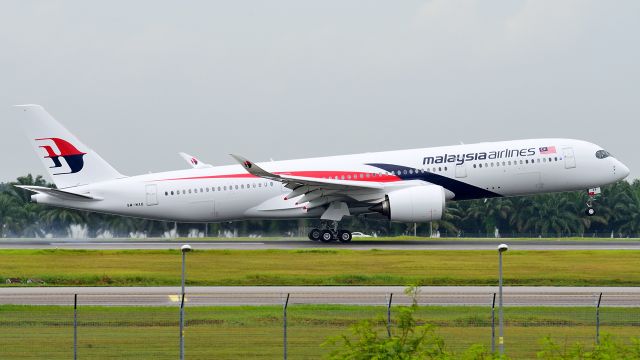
[585, 187, 601, 217]
[308, 221, 352, 243]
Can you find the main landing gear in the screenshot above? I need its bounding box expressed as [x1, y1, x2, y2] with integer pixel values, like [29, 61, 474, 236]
[308, 222, 352, 243]
[585, 187, 601, 217]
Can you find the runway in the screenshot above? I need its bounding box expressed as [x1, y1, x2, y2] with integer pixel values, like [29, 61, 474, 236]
[0, 286, 638, 307]
[1, 238, 640, 250]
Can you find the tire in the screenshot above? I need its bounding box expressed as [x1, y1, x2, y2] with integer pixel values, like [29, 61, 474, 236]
[338, 230, 352, 243]
[308, 228, 321, 241]
[320, 230, 334, 243]
[586, 208, 596, 216]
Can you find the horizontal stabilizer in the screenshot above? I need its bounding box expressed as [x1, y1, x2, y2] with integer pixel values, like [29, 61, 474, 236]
[14, 185, 102, 201]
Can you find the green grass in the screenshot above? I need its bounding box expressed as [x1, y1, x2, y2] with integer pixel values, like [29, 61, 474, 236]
[1, 249, 640, 286]
[0, 304, 638, 359]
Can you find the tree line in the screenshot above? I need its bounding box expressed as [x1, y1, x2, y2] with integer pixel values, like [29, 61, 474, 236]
[1, 174, 639, 238]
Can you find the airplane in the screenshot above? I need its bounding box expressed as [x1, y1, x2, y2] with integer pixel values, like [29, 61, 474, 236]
[14, 104, 630, 242]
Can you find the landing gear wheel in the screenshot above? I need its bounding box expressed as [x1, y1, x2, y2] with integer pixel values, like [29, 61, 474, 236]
[585, 208, 596, 216]
[308, 228, 321, 241]
[338, 230, 352, 243]
[320, 230, 334, 243]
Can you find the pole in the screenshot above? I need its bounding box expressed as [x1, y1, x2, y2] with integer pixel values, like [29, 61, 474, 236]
[596, 292, 602, 345]
[180, 250, 186, 360]
[283, 293, 290, 360]
[387, 293, 393, 338]
[491, 292, 496, 354]
[498, 250, 504, 355]
[74, 294, 77, 360]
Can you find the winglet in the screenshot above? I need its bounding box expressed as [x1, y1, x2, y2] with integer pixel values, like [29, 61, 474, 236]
[230, 154, 280, 180]
[179, 152, 212, 169]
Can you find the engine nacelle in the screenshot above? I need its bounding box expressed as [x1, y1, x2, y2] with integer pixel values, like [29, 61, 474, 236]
[370, 185, 445, 222]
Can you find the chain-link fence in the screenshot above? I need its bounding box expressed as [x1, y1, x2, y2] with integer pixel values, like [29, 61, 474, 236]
[0, 291, 638, 359]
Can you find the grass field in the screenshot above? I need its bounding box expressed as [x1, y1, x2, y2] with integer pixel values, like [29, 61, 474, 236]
[1, 249, 639, 286]
[0, 304, 638, 359]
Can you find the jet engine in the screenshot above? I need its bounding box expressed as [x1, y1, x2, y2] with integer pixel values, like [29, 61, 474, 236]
[370, 185, 445, 222]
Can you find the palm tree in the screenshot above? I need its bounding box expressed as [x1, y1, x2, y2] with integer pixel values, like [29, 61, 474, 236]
[464, 198, 513, 236]
[39, 207, 88, 237]
[510, 194, 584, 236]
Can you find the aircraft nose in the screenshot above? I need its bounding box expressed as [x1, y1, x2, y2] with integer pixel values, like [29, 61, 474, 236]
[617, 160, 630, 179]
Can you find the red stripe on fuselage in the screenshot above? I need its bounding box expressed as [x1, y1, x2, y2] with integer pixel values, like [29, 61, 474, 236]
[153, 171, 400, 183]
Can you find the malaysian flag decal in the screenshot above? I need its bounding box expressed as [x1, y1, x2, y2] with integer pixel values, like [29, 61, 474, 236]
[539, 146, 556, 155]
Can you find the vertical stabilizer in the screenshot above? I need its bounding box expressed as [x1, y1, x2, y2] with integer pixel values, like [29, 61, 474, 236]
[14, 105, 125, 189]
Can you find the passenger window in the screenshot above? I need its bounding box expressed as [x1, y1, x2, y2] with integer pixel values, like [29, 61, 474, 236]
[165, 192, 168, 196]
[188, 189, 192, 194]
[171, 191, 174, 195]
[235, 185, 239, 190]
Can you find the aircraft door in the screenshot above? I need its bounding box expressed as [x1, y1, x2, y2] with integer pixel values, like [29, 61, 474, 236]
[563, 147, 576, 169]
[146, 184, 158, 206]
[455, 164, 467, 178]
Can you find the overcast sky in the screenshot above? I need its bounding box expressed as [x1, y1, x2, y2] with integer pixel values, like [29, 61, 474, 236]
[1, 0, 638, 183]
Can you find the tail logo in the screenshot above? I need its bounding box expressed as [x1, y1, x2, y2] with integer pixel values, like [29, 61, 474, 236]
[35, 138, 86, 175]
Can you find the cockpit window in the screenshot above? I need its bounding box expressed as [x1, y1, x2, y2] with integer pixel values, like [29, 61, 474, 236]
[595, 150, 611, 159]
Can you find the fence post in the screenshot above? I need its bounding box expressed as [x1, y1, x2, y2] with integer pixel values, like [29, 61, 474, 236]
[74, 294, 77, 360]
[596, 292, 602, 345]
[386, 293, 393, 338]
[283, 293, 290, 360]
[491, 292, 496, 354]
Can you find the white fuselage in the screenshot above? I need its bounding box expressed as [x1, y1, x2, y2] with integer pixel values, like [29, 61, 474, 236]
[33, 138, 629, 222]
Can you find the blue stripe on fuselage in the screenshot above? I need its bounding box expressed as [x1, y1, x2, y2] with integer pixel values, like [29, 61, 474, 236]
[366, 163, 501, 200]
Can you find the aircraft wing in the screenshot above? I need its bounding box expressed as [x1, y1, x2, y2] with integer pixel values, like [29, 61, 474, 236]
[230, 154, 385, 210]
[14, 185, 102, 201]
